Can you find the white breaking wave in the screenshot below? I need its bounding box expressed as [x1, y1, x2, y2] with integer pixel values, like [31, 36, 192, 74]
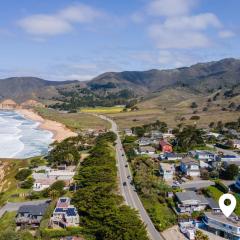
[0, 111, 53, 158]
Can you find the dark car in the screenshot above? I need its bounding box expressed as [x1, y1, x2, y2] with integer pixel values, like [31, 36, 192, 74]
[123, 182, 127, 186]
[125, 164, 128, 167]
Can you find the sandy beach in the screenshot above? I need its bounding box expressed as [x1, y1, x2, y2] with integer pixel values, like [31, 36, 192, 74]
[17, 109, 77, 142]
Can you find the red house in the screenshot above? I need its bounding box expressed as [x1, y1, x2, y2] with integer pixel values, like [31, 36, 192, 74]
[159, 140, 173, 153]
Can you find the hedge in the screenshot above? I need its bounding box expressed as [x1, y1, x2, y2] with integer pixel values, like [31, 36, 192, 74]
[215, 180, 229, 193]
[41, 226, 83, 238]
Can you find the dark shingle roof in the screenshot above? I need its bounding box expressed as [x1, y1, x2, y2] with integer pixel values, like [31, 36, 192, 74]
[18, 203, 49, 216]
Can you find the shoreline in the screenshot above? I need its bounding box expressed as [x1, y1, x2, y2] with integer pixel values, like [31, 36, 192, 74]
[16, 109, 77, 142]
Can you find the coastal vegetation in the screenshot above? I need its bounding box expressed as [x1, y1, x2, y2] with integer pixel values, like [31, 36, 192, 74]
[73, 132, 149, 240]
[129, 155, 177, 231]
[35, 107, 110, 130]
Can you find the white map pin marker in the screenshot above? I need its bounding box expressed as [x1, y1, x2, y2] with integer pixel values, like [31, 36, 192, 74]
[219, 194, 236, 217]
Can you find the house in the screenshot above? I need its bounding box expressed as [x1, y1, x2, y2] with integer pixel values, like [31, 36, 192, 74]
[190, 150, 216, 161]
[16, 202, 49, 227]
[206, 198, 221, 213]
[235, 176, 240, 191]
[221, 155, 240, 162]
[138, 137, 152, 146]
[124, 128, 133, 136]
[51, 197, 80, 228]
[33, 178, 57, 191]
[203, 212, 240, 240]
[151, 130, 163, 139]
[180, 157, 200, 177]
[233, 139, 240, 149]
[175, 191, 208, 213]
[32, 167, 75, 191]
[138, 146, 155, 155]
[159, 140, 173, 153]
[162, 129, 175, 139]
[160, 152, 182, 161]
[159, 163, 175, 180]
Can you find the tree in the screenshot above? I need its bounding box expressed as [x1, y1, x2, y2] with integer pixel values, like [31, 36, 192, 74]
[223, 164, 239, 180]
[190, 102, 198, 108]
[195, 230, 209, 240]
[175, 125, 205, 152]
[21, 177, 34, 189]
[15, 169, 32, 181]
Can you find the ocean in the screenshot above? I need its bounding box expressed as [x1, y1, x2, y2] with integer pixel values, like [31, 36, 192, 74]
[0, 110, 53, 158]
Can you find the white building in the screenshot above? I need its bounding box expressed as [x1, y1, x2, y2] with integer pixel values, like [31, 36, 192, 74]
[51, 197, 80, 228]
[180, 157, 200, 177]
[159, 163, 175, 180]
[175, 191, 208, 213]
[203, 212, 240, 240]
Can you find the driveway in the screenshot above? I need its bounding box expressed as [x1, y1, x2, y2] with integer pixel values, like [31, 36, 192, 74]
[0, 199, 50, 218]
[180, 180, 214, 190]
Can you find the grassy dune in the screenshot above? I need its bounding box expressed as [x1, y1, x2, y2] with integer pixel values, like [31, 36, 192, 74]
[36, 107, 110, 131]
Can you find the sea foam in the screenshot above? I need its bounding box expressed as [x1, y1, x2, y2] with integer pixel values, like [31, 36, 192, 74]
[0, 111, 53, 158]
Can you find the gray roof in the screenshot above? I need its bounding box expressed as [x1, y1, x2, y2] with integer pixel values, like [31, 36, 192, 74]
[18, 203, 49, 216]
[175, 191, 208, 204]
[206, 198, 220, 209]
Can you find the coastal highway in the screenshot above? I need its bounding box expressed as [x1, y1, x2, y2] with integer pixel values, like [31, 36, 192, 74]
[97, 114, 164, 240]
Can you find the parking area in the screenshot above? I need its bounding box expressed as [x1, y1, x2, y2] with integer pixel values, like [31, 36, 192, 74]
[162, 225, 187, 240]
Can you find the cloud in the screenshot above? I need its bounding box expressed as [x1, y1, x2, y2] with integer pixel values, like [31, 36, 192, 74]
[149, 24, 211, 49]
[218, 30, 235, 38]
[145, 0, 223, 50]
[18, 15, 72, 36]
[163, 13, 221, 30]
[59, 4, 102, 23]
[18, 3, 102, 36]
[147, 0, 196, 17]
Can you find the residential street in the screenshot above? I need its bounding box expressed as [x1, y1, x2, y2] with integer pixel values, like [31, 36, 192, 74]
[0, 199, 49, 218]
[98, 114, 164, 240]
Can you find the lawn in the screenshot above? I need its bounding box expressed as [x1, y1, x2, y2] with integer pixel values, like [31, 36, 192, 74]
[0, 211, 16, 232]
[81, 106, 124, 114]
[35, 107, 110, 130]
[207, 186, 240, 215]
[206, 186, 223, 201]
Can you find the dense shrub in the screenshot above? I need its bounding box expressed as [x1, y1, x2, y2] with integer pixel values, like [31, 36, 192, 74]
[15, 169, 32, 181]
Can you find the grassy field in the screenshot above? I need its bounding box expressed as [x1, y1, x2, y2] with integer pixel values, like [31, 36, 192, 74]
[105, 88, 240, 129]
[0, 211, 16, 232]
[81, 106, 124, 114]
[0, 159, 31, 206]
[36, 107, 110, 131]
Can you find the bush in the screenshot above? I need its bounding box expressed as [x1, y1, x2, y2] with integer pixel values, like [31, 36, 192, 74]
[21, 177, 34, 189]
[215, 180, 229, 193]
[190, 115, 200, 120]
[190, 102, 198, 108]
[41, 227, 82, 238]
[15, 169, 32, 181]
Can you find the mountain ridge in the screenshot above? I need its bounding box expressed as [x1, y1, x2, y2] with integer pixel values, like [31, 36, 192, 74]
[0, 58, 240, 103]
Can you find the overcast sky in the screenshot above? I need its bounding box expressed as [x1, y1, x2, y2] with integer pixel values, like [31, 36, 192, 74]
[0, 0, 239, 81]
